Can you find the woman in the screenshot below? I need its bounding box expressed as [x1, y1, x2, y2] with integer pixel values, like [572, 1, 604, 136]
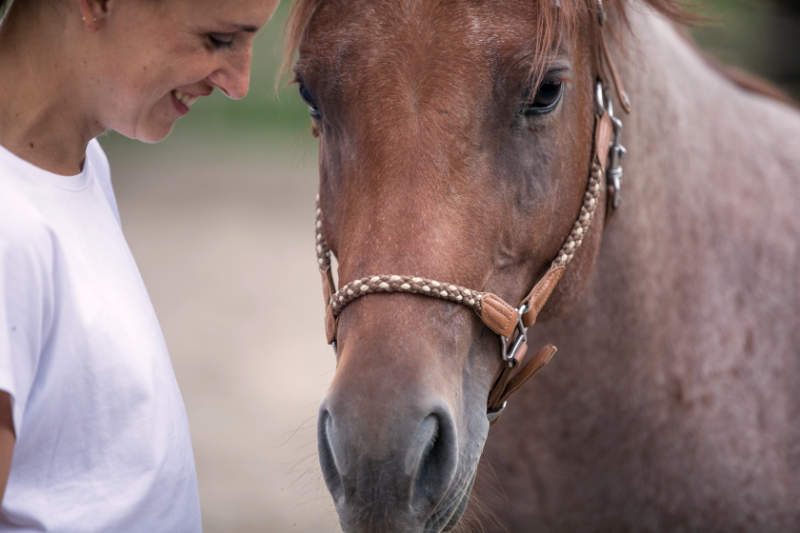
[0, 0, 277, 529]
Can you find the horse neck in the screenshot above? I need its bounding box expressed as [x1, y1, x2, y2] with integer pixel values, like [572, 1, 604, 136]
[613, 9, 734, 231]
[540, 6, 800, 361]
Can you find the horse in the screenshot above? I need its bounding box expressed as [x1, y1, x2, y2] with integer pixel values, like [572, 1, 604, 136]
[283, 0, 800, 531]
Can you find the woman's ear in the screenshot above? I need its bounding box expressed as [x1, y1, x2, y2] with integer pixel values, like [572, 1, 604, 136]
[78, 0, 113, 31]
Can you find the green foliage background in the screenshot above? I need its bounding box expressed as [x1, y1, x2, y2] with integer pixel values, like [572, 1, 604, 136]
[98, 0, 799, 146]
[690, 0, 799, 96]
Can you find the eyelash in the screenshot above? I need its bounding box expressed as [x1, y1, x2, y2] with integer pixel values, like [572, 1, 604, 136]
[208, 34, 234, 49]
[294, 76, 322, 120]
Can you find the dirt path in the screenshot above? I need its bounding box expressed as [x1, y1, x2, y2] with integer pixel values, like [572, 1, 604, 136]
[102, 132, 340, 533]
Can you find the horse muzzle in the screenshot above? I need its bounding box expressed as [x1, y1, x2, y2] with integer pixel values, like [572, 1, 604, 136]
[316, 324, 487, 533]
[318, 391, 462, 532]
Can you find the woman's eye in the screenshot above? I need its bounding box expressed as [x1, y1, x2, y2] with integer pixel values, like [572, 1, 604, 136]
[522, 80, 564, 116]
[298, 84, 322, 119]
[208, 33, 234, 49]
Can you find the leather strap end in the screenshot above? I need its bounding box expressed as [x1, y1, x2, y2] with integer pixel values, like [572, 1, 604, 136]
[594, 112, 614, 172]
[320, 266, 338, 344]
[487, 367, 512, 414]
[480, 293, 519, 339]
[500, 344, 558, 406]
[512, 340, 528, 367]
[324, 303, 337, 345]
[486, 343, 558, 425]
[600, 33, 632, 114]
[529, 343, 557, 372]
[320, 266, 336, 304]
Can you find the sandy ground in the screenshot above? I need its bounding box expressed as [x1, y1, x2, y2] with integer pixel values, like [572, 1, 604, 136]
[101, 131, 341, 533]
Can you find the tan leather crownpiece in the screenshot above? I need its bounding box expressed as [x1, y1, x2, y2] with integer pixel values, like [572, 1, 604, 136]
[521, 266, 565, 327]
[600, 34, 632, 114]
[325, 304, 336, 345]
[480, 293, 520, 339]
[321, 266, 335, 303]
[321, 267, 337, 344]
[594, 112, 614, 172]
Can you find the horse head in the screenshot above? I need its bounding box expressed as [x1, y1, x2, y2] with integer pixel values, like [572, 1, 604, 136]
[288, 1, 637, 530]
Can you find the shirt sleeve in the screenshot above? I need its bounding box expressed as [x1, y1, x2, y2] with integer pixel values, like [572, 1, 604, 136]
[0, 218, 53, 438]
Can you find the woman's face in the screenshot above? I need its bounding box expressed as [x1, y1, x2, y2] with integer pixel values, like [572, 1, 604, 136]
[89, 0, 278, 142]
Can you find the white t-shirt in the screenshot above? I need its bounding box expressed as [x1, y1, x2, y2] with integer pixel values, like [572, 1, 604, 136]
[0, 140, 202, 532]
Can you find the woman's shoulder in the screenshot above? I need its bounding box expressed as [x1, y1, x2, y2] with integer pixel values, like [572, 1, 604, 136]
[0, 203, 53, 260]
[0, 196, 57, 317]
[0, 175, 55, 268]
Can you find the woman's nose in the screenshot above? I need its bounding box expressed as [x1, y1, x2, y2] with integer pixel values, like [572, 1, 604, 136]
[208, 48, 252, 100]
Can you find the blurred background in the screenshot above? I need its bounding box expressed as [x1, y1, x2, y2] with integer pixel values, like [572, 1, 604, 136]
[97, 1, 799, 532]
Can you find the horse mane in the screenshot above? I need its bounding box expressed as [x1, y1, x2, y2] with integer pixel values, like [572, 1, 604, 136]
[280, 0, 688, 84]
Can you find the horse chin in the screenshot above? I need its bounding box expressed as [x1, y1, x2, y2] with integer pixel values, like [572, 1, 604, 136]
[429, 407, 487, 532]
[332, 448, 482, 533]
[437, 470, 477, 532]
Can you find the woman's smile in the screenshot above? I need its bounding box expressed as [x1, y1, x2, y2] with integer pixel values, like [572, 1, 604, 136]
[171, 89, 202, 116]
[75, 0, 275, 143]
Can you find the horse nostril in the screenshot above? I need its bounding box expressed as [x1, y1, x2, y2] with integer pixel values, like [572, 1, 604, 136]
[410, 411, 458, 512]
[317, 408, 343, 501]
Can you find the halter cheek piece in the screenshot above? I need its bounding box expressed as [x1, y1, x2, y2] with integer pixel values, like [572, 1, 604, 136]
[314, 1, 628, 424]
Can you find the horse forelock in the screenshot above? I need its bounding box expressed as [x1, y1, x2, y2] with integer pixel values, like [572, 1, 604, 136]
[281, 0, 688, 87]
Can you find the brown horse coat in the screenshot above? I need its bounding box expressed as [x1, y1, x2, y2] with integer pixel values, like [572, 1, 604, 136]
[475, 9, 800, 531]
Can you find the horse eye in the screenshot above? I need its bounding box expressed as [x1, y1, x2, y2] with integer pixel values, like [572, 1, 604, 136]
[522, 80, 564, 116]
[298, 84, 322, 119]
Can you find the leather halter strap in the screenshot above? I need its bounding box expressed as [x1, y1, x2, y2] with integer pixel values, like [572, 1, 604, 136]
[314, 2, 628, 423]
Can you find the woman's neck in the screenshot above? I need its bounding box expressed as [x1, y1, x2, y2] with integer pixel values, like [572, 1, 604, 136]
[0, 2, 102, 175]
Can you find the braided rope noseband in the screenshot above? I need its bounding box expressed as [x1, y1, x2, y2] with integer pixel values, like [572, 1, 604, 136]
[315, 4, 627, 423]
[317, 167, 601, 321]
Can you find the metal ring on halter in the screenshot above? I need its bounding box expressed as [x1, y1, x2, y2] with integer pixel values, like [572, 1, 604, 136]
[595, 79, 626, 210]
[595, 79, 614, 116]
[486, 401, 508, 422]
[607, 116, 626, 209]
[596, 0, 607, 25]
[500, 302, 529, 367]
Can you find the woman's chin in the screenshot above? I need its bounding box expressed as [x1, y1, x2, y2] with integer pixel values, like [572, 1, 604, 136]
[132, 122, 176, 144]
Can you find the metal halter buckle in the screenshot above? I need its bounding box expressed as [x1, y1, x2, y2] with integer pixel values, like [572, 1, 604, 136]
[487, 401, 507, 422]
[595, 80, 626, 210]
[500, 302, 529, 367]
[596, 0, 607, 25]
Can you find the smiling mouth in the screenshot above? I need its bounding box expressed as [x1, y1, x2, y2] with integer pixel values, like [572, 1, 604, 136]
[171, 89, 200, 113]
